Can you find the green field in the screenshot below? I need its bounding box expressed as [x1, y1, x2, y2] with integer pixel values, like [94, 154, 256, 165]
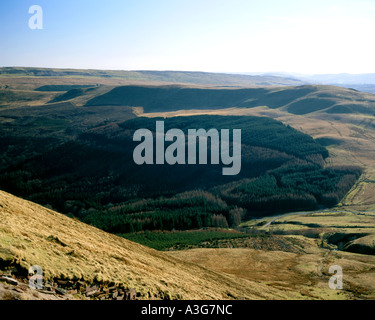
[119, 229, 250, 251]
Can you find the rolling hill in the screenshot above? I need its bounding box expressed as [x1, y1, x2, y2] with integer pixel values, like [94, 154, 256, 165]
[0, 67, 305, 87]
[2, 69, 375, 301]
[0, 79, 369, 234]
[0, 189, 301, 300]
[85, 84, 375, 116]
[0, 113, 360, 234]
[2, 189, 375, 300]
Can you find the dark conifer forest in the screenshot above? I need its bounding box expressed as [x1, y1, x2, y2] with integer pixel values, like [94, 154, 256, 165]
[0, 115, 361, 232]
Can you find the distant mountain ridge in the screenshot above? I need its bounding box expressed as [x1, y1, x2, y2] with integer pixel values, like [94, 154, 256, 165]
[0, 67, 305, 87]
[4, 67, 375, 93]
[244, 72, 375, 94]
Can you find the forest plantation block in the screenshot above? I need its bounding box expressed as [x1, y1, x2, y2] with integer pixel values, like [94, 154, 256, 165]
[133, 121, 242, 176]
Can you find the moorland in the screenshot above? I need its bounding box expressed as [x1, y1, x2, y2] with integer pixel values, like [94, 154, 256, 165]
[1, 67, 375, 300]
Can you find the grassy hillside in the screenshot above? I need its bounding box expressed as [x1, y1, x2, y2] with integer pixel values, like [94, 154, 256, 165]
[35, 85, 98, 92]
[86, 84, 375, 115]
[168, 244, 375, 300]
[1, 72, 375, 301]
[0, 189, 300, 300]
[0, 89, 56, 107]
[4, 189, 375, 300]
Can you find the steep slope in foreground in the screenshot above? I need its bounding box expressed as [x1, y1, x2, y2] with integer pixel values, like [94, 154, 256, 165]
[0, 190, 300, 300]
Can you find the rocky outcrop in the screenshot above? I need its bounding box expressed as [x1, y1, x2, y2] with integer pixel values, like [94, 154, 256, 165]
[0, 272, 164, 300]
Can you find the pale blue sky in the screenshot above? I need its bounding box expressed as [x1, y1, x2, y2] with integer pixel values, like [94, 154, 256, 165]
[1, 0, 375, 74]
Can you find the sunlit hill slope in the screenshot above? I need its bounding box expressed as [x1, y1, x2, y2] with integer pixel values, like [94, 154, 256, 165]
[0, 189, 302, 300]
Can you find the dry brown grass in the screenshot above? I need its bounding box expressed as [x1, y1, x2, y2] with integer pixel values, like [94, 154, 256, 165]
[0, 76, 183, 91]
[0, 190, 305, 300]
[167, 245, 375, 300]
[139, 99, 375, 300]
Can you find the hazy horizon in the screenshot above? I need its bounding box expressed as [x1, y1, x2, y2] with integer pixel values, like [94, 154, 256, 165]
[3, 66, 375, 78]
[1, 0, 375, 74]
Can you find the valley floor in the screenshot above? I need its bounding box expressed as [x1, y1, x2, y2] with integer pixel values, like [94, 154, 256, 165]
[167, 245, 375, 300]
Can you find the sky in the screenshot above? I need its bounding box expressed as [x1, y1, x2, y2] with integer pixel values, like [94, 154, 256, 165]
[1, 0, 375, 74]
